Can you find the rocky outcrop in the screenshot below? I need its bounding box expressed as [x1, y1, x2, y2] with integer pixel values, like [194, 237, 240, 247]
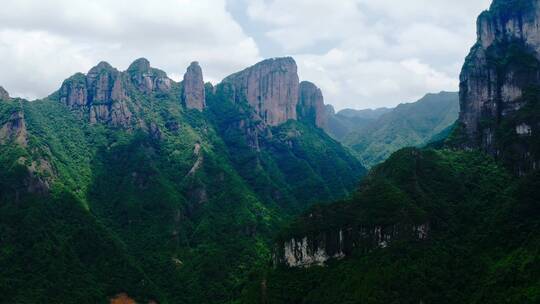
[297, 81, 327, 129]
[127, 58, 172, 94]
[0, 86, 10, 100]
[0, 110, 28, 147]
[182, 62, 206, 111]
[458, 0, 540, 173]
[59, 62, 133, 127]
[275, 224, 429, 268]
[222, 57, 299, 126]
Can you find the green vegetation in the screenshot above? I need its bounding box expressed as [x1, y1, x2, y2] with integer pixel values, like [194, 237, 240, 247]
[0, 76, 363, 303]
[247, 148, 540, 304]
[343, 92, 459, 167]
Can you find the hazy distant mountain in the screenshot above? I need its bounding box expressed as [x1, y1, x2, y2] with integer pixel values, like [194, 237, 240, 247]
[325, 106, 392, 140]
[342, 91, 459, 167]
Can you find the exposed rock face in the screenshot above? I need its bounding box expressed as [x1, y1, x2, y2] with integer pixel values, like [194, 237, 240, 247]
[0, 86, 10, 100]
[297, 81, 327, 129]
[127, 58, 172, 94]
[222, 57, 299, 126]
[0, 110, 28, 147]
[182, 62, 206, 111]
[459, 0, 540, 173]
[275, 224, 429, 268]
[59, 62, 133, 127]
[87, 62, 132, 127]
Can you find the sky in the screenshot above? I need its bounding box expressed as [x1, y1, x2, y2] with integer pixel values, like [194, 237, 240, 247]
[0, 0, 491, 110]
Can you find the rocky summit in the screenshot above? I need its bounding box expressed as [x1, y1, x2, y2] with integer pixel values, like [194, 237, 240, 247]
[182, 61, 206, 111]
[459, 0, 540, 173]
[297, 81, 327, 129]
[222, 57, 300, 126]
[127, 58, 172, 94]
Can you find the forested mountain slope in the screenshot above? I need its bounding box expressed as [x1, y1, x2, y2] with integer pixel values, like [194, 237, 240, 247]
[0, 57, 365, 303]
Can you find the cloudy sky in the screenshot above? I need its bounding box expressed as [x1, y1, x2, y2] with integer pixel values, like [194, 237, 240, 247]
[0, 0, 491, 110]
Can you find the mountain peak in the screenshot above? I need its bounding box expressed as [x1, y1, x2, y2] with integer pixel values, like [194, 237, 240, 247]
[88, 61, 116, 74]
[298, 81, 327, 128]
[126, 58, 171, 93]
[182, 61, 206, 111]
[222, 57, 299, 126]
[459, 0, 540, 174]
[127, 57, 151, 72]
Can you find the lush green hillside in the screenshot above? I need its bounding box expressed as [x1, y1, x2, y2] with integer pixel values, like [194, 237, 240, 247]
[341, 91, 459, 167]
[246, 148, 540, 303]
[0, 59, 364, 303]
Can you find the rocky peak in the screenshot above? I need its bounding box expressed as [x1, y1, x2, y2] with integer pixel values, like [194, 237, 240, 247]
[127, 58, 172, 93]
[478, 0, 540, 53]
[182, 61, 206, 111]
[59, 73, 88, 108]
[59, 62, 132, 127]
[222, 57, 299, 126]
[0, 86, 10, 100]
[297, 81, 327, 128]
[458, 0, 540, 174]
[86, 61, 126, 103]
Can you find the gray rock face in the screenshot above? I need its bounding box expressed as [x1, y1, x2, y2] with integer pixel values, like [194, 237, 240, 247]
[275, 224, 429, 268]
[0, 86, 10, 100]
[297, 81, 327, 129]
[182, 62, 206, 111]
[127, 58, 172, 94]
[59, 62, 133, 127]
[0, 110, 27, 147]
[459, 0, 540, 173]
[222, 57, 299, 126]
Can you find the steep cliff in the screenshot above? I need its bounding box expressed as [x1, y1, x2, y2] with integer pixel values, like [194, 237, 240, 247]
[275, 223, 428, 267]
[297, 81, 327, 129]
[222, 57, 299, 126]
[458, 0, 540, 173]
[182, 61, 206, 111]
[126, 58, 172, 94]
[59, 62, 133, 127]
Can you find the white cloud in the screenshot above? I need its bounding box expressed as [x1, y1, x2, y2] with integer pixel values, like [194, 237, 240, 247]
[245, 0, 491, 109]
[0, 0, 493, 110]
[0, 0, 261, 99]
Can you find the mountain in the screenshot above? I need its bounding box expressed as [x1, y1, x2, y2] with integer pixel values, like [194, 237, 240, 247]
[324, 106, 391, 140]
[248, 147, 540, 303]
[0, 57, 365, 303]
[456, 0, 540, 175]
[246, 1, 540, 303]
[343, 91, 459, 167]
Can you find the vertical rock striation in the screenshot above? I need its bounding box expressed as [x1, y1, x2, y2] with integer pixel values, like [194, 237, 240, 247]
[59, 58, 175, 127]
[275, 224, 429, 268]
[182, 62, 206, 111]
[297, 81, 327, 129]
[222, 57, 299, 126]
[458, 0, 540, 173]
[127, 58, 172, 94]
[59, 61, 133, 127]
